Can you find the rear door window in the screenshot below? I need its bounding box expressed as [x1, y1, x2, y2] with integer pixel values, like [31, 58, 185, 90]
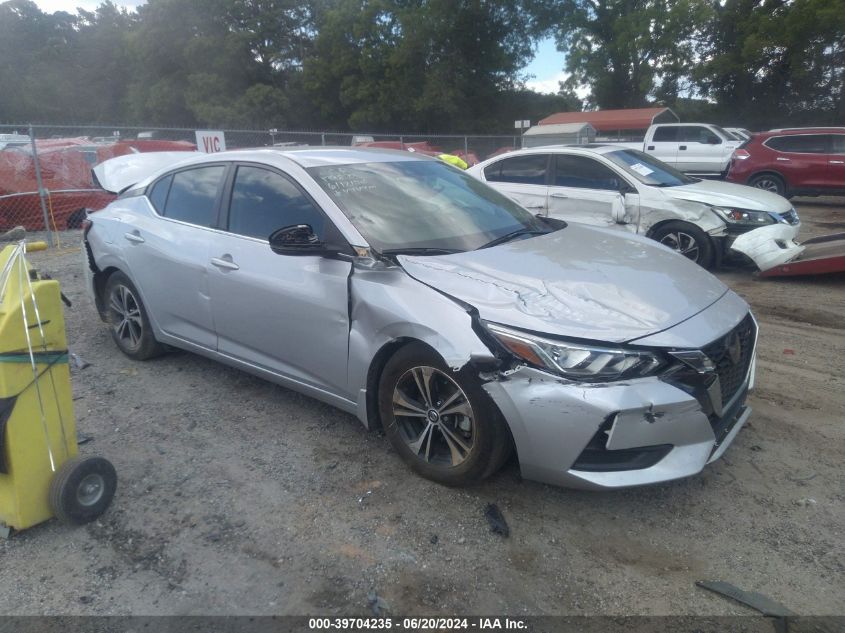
[148, 175, 172, 213]
[227, 165, 325, 240]
[765, 135, 829, 154]
[830, 135, 845, 154]
[652, 127, 677, 142]
[486, 154, 548, 185]
[554, 155, 623, 190]
[162, 166, 226, 227]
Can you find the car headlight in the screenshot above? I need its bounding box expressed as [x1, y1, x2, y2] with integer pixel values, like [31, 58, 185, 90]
[711, 206, 776, 226]
[485, 322, 665, 381]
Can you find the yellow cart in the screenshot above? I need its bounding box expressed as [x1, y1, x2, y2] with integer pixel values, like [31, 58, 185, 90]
[0, 240, 116, 537]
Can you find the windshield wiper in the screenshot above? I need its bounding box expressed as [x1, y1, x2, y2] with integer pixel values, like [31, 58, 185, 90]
[380, 247, 463, 257]
[478, 229, 549, 250]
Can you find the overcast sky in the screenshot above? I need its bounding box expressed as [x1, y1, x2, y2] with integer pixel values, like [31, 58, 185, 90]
[31, 1, 570, 96]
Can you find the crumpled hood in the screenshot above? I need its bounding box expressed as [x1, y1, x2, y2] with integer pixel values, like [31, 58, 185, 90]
[662, 179, 793, 214]
[398, 224, 728, 343]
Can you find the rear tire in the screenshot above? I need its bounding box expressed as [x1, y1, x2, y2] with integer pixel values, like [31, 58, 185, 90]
[650, 221, 715, 269]
[103, 271, 165, 360]
[749, 173, 786, 197]
[378, 343, 511, 486]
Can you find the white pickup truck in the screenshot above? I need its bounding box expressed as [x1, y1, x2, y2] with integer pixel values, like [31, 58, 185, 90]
[616, 123, 740, 177]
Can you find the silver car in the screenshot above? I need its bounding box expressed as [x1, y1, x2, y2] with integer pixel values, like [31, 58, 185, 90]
[84, 148, 757, 489]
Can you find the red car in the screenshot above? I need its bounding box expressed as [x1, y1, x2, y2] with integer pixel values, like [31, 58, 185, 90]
[0, 138, 195, 231]
[726, 127, 845, 197]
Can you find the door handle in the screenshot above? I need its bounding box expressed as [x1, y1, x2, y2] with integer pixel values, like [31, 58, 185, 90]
[776, 157, 790, 161]
[550, 193, 568, 199]
[124, 231, 144, 244]
[647, 145, 655, 150]
[210, 256, 239, 271]
[830, 160, 844, 164]
[523, 204, 545, 209]
[679, 145, 687, 150]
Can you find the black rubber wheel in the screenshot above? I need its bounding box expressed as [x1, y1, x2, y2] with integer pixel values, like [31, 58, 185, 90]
[104, 271, 165, 360]
[378, 343, 512, 486]
[749, 173, 786, 197]
[650, 221, 715, 269]
[49, 456, 117, 525]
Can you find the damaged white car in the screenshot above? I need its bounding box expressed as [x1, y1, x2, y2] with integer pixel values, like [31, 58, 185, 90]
[468, 146, 800, 268]
[84, 148, 757, 490]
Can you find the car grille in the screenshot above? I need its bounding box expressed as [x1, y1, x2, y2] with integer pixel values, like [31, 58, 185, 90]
[701, 313, 757, 405]
[780, 209, 800, 225]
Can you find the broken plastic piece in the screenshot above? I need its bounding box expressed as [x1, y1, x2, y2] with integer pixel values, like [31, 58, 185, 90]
[731, 226, 845, 277]
[70, 353, 91, 370]
[696, 580, 795, 617]
[367, 590, 389, 616]
[484, 503, 510, 537]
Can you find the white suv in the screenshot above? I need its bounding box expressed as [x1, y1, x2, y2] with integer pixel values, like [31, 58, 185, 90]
[468, 145, 800, 268]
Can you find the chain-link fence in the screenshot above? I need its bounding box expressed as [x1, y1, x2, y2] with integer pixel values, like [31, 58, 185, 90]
[0, 124, 520, 247]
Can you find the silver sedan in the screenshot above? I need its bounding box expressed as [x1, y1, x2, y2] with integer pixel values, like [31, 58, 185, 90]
[84, 148, 757, 489]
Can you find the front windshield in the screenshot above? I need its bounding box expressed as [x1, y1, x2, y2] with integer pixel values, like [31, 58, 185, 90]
[308, 160, 548, 252]
[604, 149, 697, 187]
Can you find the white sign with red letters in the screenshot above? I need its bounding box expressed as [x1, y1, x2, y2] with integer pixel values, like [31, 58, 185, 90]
[195, 130, 226, 153]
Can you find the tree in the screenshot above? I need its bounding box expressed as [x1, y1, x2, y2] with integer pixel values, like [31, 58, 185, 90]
[693, 0, 845, 128]
[535, 0, 708, 108]
[304, 0, 539, 132]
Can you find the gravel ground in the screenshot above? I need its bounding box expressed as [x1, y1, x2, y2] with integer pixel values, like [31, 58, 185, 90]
[1, 198, 842, 617]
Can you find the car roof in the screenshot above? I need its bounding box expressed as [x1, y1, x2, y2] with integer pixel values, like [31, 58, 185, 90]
[762, 127, 845, 136]
[480, 144, 628, 159]
[162, 146, 433, 170]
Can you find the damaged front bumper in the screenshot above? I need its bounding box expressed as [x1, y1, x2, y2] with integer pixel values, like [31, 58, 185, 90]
[484, 367, 753, 489]
[482, 312, 758, 490]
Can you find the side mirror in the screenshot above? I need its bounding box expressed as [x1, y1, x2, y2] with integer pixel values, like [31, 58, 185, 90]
[269, 224, 326, 255]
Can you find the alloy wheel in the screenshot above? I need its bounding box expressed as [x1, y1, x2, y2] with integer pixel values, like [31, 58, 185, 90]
[392, 366, 475, 467]
[109, 284, 143, 350]
[659, 231, 700, 262]
[753, 177, 781, 194]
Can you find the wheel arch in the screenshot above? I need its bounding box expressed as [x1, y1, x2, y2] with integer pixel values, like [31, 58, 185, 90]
[748, 170, 788, 191]
[363, 337, 440, 433]
[645, 217, 705, 239]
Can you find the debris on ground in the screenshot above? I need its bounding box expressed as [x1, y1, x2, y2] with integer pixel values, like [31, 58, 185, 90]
[76, 433, 94, 445]
[430, 534, 438, 545]
[70, 352, 91, 370]
[794, 498, 817, 506]
[367, 590, 389, 616]
[695, 580, 796, 617]
[484, 503, 510, 537]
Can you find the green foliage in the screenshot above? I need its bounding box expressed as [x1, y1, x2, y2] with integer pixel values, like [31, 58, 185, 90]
[0, 0, 841, 131]
[535, 0, 709, 108]
[304, 0, 539, 132]
[694, 0, 845, 127]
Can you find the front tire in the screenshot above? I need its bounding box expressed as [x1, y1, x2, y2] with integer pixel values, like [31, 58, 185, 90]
[378, 343, 511, 486]
[650, 221, 715, 269]
[104, 271, 165, 360]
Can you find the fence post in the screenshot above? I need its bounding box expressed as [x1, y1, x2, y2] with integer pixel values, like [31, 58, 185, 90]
[321, 133, 326, 146]
[400, 136, 404, 150]
[28, 125, 54, 247]
[464, 136, 468, 156]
